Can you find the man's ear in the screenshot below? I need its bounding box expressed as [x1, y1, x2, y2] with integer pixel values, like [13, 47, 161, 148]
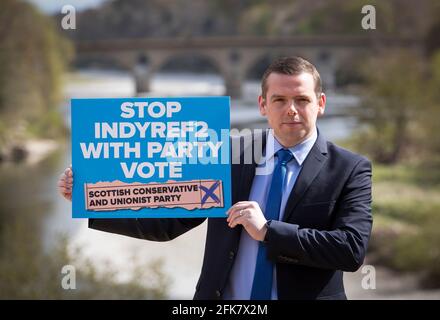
[317, 93, 326, 117]
[258, 95, 267, 116]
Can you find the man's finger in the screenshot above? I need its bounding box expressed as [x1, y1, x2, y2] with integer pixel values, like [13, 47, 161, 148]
[59, 177, 72, 186]
[226, 202, 250, 217]
[228, 208, 248, 226]
[65, 167, 73, 176]
[229, 212, 247, 228]
[226, 206, 242, 222]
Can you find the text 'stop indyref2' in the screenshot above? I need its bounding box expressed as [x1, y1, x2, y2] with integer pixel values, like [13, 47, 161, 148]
[72, 97, 231, 218]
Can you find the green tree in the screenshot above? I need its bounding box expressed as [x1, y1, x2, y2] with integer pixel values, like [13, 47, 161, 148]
[419, 51, 440, 160]
[353, 50, 427, 164]
[0, 0, 72, 149]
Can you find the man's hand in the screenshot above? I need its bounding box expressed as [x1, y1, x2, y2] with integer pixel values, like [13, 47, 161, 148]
[58, 165, 73, 201]
[226, 201, 267, 241]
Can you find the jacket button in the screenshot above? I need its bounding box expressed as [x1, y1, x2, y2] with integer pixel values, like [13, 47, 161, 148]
[229, 251, 235, 259]
[215, 290, 221, 297]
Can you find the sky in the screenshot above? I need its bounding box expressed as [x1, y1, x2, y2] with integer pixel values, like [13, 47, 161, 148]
[25, 0, 109, 14]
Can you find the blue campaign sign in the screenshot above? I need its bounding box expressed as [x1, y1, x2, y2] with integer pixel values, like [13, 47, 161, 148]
[71, 97, 231, 218]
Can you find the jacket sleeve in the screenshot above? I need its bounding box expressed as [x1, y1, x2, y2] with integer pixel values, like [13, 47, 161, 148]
[89, 217, 206, 242]
[265, 158, 372, 272]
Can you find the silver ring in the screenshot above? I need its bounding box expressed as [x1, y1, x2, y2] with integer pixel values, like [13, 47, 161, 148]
[239, 209, 244, 216]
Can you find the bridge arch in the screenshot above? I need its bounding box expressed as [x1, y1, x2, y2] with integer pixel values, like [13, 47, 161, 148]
[134, 52, 229, 96]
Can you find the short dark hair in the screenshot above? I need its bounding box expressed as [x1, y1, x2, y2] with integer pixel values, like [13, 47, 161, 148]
[261, 56, 322, 98]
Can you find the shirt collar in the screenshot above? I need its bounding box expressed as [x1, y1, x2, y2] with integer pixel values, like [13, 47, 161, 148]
[265, 128, 318, 166]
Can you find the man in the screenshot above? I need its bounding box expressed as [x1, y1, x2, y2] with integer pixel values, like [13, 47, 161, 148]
[59, 56, 372, 300]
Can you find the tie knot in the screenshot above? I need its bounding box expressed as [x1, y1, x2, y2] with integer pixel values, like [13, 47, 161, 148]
[276, 148, 293, 166]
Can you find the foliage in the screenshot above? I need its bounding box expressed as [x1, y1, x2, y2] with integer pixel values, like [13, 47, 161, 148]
[0, 151, 170, 299]
[0, 222, 170, 299]
[0, 0, 72, 148]
[61, 0, 439, 40]
[368, 163, 440, 288]
[350, 49, 440, 164]
[391, 212, 440, 288]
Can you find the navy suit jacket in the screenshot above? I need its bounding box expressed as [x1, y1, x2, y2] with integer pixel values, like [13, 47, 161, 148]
[89, 130, 372, 300]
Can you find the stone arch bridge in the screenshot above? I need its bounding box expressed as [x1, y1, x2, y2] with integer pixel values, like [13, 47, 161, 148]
[75, 35, 421, 98]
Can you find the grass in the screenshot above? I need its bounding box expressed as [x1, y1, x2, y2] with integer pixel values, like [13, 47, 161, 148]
[368, 163, 440, 287]
[373, 163, 440, 188]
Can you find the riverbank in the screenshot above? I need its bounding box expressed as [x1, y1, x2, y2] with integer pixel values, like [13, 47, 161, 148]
[345, 263, 440, 300]
[0, 139, 59, 166]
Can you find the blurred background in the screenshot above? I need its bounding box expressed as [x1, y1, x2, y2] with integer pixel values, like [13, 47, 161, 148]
[1, 0, 440, 299]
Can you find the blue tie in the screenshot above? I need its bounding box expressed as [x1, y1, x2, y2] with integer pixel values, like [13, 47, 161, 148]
[250, 148, 294, 300]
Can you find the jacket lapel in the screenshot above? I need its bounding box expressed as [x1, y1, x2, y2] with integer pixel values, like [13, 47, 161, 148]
[282, 132, 328, 222]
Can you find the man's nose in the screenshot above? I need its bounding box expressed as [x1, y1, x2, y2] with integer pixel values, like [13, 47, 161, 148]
[287, 101, 298, 115]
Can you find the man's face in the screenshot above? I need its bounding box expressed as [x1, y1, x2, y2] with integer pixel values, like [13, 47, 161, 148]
[258, 72, 326, 147]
